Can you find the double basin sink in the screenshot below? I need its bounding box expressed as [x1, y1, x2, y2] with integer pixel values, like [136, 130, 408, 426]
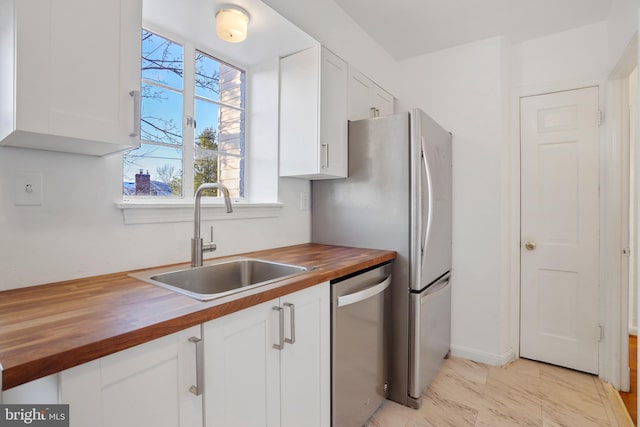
[131, 258, 313, 301]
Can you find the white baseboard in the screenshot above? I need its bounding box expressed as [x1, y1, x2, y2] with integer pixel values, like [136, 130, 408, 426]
[450, 344, 515, 367]
[629, 326, 637, 336]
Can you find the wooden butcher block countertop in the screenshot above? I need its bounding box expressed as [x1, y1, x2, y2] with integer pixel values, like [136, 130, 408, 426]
[0, 243, 395, 391]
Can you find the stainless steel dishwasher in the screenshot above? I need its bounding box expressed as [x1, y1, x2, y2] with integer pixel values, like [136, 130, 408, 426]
[331, 262, 392, 427]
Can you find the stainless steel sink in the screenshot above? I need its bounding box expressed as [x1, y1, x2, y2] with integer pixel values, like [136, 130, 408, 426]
[131, 258, 313, 301]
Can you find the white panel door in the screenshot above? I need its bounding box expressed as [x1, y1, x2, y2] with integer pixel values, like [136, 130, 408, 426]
[520, 87, 599, 374]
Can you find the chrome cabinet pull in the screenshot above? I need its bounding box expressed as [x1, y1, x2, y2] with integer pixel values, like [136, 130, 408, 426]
[321, 143, 329, 169]
[273, 306, 284, 350]
[129, 90, 141, 138]
[283, 302, 296, 344]
[188, 336, 204, 396]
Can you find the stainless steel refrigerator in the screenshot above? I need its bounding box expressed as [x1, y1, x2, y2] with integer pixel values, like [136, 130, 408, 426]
[312, 109, 452, 410]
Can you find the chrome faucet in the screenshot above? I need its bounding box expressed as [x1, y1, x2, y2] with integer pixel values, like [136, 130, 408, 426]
[191, 183, 233, 267]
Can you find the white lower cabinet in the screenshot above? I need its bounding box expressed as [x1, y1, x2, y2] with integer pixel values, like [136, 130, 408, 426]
[59, 326, 202, 427]
[7, 283, 329, 427]
[203, 282, 330, 427]
[2, 375, 59, 404]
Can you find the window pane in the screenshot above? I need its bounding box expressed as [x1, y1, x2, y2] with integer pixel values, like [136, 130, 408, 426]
[219, 62, 244, 108]
[217, 105, 244, 156]
[194, 98, 219, 149]
[195, 52, 220, 101]
[142, 31, 183, 90]
[141, 83, 183, 145]
[193, 151, 219, 195]
[217, 103, 244, 197]
[123, 144, 183, 197]
[192, 152, 243, 198]
[193, 100, 244, 198]
[217, 153, 244, 198]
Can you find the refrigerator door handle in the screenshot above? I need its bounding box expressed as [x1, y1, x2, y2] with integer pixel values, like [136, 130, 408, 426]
[337, 275, 392, 307]
[420, 136, 433, 260]
[420, 273, 451, 302]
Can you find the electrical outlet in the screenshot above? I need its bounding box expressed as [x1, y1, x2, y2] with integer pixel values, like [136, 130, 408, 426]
[299, 192, 310, 211]
[14, 171, 43, 206]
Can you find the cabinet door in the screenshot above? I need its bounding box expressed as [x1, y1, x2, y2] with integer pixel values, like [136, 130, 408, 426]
[279, 46, 320, 178]
[348, 66, 394, 121]
[319, 49, 348, 178]
[204, 300, 281, 427]
[348, 67, 375, 121]
[2, 375, 59, 404]
[3, 0, 141, 155]
[60, 326, 202, 427]
[280, 282, 330, 427]
[372, 84, 394, 117]
[279, 46, 347, 179]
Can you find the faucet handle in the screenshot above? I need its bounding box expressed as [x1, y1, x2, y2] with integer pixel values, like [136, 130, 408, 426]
[202, 226, 216, 254]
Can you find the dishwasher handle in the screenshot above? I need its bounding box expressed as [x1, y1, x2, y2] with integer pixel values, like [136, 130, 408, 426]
[337, 276, 391, 307]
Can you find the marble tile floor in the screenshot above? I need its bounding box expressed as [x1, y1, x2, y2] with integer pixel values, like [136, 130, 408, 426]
[365, 356, 635, 427]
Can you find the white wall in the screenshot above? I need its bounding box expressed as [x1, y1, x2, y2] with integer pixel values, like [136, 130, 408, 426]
[608, 0, 640, 70]
[262, 0, 400, 96]
[392, 22, 610, 365]
[0, 117, 311, 291]
[247, 58, 285, 202]
[4, 0, 634, 372]
[512, 21, 609, 94]
[396, 37, 513, 364]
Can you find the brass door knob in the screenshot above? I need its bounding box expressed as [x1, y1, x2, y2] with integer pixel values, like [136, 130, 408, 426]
[525, 241, 536, 251]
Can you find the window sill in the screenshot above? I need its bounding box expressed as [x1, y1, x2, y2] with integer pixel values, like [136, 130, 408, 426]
[116, 200, 284, 225]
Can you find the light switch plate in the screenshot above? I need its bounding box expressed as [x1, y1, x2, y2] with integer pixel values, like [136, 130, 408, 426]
[299, 192, 310, 211]
[14, 171, 44, 206]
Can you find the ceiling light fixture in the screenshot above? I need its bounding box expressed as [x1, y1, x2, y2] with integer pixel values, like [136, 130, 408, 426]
[215, 5, 250, 43]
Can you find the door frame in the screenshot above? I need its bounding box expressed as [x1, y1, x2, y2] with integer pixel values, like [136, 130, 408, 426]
[602, 33, 638, 391]
[510, 34, 638, 390]
[518, 87, 601, 373]
[510, 81, 608, 380]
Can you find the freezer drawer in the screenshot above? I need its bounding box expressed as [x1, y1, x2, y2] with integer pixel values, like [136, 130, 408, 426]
[332, 263, 392, 427]
[408, 272, 451, 407]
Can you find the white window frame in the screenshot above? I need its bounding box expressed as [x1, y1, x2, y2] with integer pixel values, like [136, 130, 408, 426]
[118, 27, 284, 224]
[123, 28, 246, 201]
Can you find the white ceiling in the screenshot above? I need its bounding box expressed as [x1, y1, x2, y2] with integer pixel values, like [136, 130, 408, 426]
[332, 0, 614, 60]
[143, 0, 317, 69]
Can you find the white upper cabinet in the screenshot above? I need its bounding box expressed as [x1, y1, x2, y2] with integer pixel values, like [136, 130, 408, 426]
[0, 0, 142, 156]
[279, 46, 348, 179]
[348, 66, 394, 121]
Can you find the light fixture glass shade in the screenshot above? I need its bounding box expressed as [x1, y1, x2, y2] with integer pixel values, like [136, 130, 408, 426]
[215, 7, 250, 43]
